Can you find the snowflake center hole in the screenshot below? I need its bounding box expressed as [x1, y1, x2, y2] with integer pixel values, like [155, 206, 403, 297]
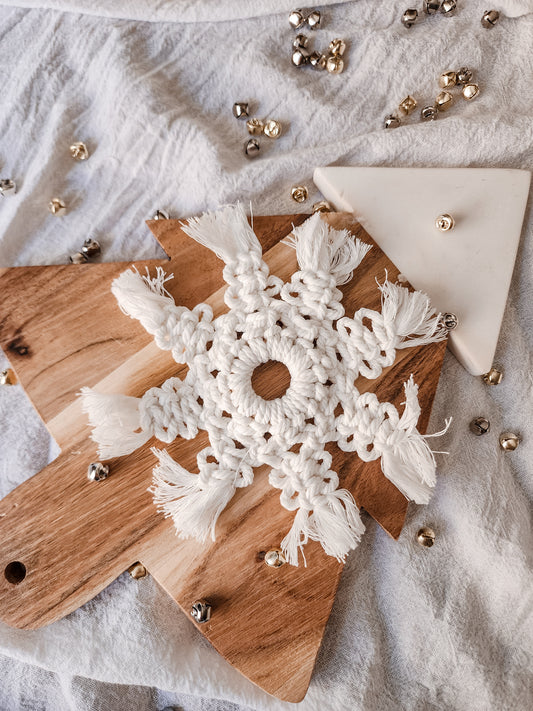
[251, 360, 291, 401]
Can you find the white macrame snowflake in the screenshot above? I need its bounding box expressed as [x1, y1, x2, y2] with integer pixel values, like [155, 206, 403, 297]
[82, 205, 447, 566]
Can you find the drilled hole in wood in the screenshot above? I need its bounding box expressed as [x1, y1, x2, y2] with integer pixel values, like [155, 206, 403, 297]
[251, 360, 290, 400]
[4, 561, 26, 585]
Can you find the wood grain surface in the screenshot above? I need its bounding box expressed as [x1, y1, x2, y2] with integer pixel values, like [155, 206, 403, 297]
[0, 213, 447, 702]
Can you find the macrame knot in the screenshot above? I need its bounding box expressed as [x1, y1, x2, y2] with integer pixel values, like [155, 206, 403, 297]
[140, 378, 201, 442]
[82, 205, 449, 565]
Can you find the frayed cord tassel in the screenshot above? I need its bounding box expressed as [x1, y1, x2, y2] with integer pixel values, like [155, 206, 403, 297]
[111, 267, 184, 344]
[80, 388, 150, 459]
[150, 449, 237, 543]
[376, 377, 444, 505]
[284, 212, 371, 286]
[281, 489, 365, 567]
[378, 277, 447, 348]
[180, 204, 262, 264]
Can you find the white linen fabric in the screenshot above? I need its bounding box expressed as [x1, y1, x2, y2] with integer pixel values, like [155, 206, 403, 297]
[0, 1, 532, 710]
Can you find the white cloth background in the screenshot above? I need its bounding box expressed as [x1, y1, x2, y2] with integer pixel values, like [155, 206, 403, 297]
[0, 1, 532, 710]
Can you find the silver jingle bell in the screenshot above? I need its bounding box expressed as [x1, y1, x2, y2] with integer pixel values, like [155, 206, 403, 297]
[442, 312, 458, 330]
[309, 51, 327, 70]
[440, 0, 457, 15]
[384, 114, 401, 129]
[81, 238, 101, 258]
[499, 432, 520, 451]
[264, 549, 286, 568]
[69, 251, 89, 264]
[306, 9, 321, 30]
[232, 102, 249, 120]
[289, 9, 305, 29]
[481, 9, 500, 28]
[293, 33, 309, 49]
[244, 138, 260, 158]
[424, 0, 441, 14]
[292, 47, 310, 66]
[0, 179, 16, 197]
[152, 209, 170, 220]
[87, 462, 110, 482]
[402, 8, 418, 27]
[421, 105, 438, 121]
[470, 417, 490, 436]
[191, 599, 212, 623]
[456, 67, 473, 85]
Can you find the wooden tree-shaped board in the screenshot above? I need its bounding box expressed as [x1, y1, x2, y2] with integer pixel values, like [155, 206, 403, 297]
[0, 213, 447, 702]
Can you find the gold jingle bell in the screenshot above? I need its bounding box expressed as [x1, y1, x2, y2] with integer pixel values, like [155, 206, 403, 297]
[128, 562, 148, 579]
[69, 142, 89, 161]
[439, 71, 457, 89]
[326, 55, 344, 74]
[263, 119, 282, 139]
[246, 118, 264, 136]
[483, 367, 503, 385]
[291, 185, 308, 203]
[435, 90, 454, 112]
[462, 83, 480, 101]
[312, 200, 332, 213]
[329, 38, 346, 56]
[417, 527, 436, 547]
[499, 432, 520, 451]
[48, 198, 66, 215]
[0, 368, 16, 386]
[399, 95, 417, 116]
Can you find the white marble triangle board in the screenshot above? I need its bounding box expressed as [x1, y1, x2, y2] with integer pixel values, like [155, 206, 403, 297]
[313, 167, 531, 376]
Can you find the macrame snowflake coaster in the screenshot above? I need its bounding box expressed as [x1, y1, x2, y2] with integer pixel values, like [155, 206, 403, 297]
[81, 205, 448, 566]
